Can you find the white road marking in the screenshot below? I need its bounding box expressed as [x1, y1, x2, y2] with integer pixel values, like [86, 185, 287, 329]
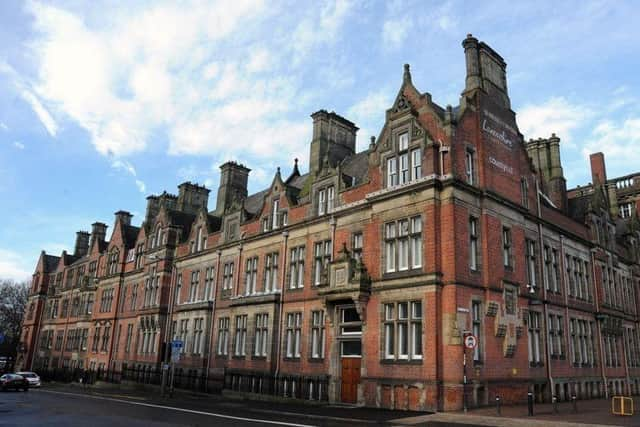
[40, 389, 316, 427]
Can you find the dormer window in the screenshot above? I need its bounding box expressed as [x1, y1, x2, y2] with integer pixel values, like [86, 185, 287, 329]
[107, 250, 119, 275]
[385, 131, 421, 188]
[317, 186, 334, 215]
[194, 226, 206, 252]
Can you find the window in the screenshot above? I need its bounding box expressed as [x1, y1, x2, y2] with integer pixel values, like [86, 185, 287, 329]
[503, 228, 512, 268]
[125, 324, 133, 353]
[472, 301, 482, 362]
[189, 270, 201, 302]
[264, 253, 279, 292]
[313, 240, 331, 286]
[527, 311, 542, 364]
[217, 317, 230, 356]
[234, 315, 247, 357]
[254, 313, 269, 357]
[222, 262, 234, 291]
[383, 301, 422, 360]
[469, 217, 479, 271]
[352, 233, 363, 263]
[107, 250, 119, 275]
[289, 246, 305, 289]
[521, 178, 529, 208]
[310, 311, 325, 359]
[285, 312, 302, 358]
[134, 244, 144, 269]
[92, 326, 101, 353]
[571, 319, 596, 366]
[55, 331, 64, 351]
[525, 239, 537, 289]
[178, 319, 189, 354]
[80, 328, 88, 351]
[620, 202, 633, 218]
[61, 299, 69, 318]
[192, 318, 204, 355]
[386, 132, 421, 188]
[504, 287, 516, 315]
[101, 324, 111, 352]
[317, 186, 335, 215]
[465, 149, 475, 185]
[130, 285, 138, 310]
[203, 266, 215, 300]
[99, 288, 114, 313]
[548, 314, 565, 358]
[384, 216, 422, 273]
[272, 199, 280, 229]
[89, 261, 97, 278]
[244, 257, 258, 295]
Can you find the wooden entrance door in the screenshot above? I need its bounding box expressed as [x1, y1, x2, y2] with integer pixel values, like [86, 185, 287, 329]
[341, 357, 361, 403]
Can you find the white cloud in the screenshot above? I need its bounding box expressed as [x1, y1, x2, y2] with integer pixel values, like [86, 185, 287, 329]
[517, 97, 592, 147]
[20, 89, 58, 136]
[382, 17, 412, 50]
[0, 122, 8, 131]
[111, 159, 146, 193]
[0, 61, 58, 137]
[18, 0, 356, 186]
[583, 117, 640, 171]
[347, 90, 392, 150]
[13, 141, 25, 150]
[0, 248, 32, 282]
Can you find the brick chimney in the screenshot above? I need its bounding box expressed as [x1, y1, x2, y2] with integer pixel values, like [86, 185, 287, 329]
[590, 152, 607, 185]
[74, 231, 90, 257]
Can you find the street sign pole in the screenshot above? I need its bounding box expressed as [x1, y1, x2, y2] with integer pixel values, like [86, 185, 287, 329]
[462, 332, 478, 413]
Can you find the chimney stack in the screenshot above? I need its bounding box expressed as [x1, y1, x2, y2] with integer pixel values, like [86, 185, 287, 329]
[90, 222, 108, 249]
[590, 152, 607, 185]
[114, 210, 133, 226]
[74, 231, 90, 257]
[215, 161, 250, 215]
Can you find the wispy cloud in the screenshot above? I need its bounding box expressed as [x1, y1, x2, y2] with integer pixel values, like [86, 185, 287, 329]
[13, 141, 25, 150]
[0, 122, 8, 131]
[0, 61, 58, 137]
[111, 159, 146, 193]
[347, 90, 392, 150]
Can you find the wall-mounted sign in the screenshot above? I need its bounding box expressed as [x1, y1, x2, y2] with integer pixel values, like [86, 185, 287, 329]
[489, 156, 513, 175]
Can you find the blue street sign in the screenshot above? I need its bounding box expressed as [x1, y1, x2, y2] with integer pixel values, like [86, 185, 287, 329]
[171, 340, 183, 349]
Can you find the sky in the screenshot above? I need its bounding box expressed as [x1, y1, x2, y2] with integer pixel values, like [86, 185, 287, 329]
[1, 0, 639, 281]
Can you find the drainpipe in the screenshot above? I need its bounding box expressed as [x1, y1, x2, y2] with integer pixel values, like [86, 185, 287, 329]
[274, 231, 289, 380]
[330, 216, 337, 260]
[204, 250, 222, 390]
[591, 250, 608, 398]
[536, 179, 554, 400]
[107, 272, 125, 372]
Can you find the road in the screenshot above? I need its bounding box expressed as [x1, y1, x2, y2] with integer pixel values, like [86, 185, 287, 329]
[0, 388, 463, 427]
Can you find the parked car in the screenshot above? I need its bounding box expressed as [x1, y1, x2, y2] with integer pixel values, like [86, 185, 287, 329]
[15, 371, 40, 388]
[0, 374, 29, 391]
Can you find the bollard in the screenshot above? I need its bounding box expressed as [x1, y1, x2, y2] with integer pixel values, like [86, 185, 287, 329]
[495, 396, 501, 416]
[552, 395, 558, 414]
[527, 392, 534, 416]
[572, 395, 577, 413]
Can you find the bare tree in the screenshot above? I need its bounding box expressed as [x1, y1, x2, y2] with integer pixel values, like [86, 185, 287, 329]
[0, 279, 29, 359]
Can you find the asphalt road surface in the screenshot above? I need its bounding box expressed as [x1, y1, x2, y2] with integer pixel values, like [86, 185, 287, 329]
[0, 388, 475, 427]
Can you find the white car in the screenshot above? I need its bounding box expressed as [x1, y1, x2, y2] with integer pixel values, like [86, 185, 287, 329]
[15, 372, 40, 388]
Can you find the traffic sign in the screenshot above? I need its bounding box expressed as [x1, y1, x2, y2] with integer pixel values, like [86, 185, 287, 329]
[171, 340, 183, 363]
[464, 334, 477, 349]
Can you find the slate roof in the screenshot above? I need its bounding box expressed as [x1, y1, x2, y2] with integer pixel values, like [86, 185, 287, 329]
[123, 225, 141, 248]
[44, 255, 60, 273]
[244, 189, 270, 216]
[167, 210, 196, 243]
[341, 151, 369, 186]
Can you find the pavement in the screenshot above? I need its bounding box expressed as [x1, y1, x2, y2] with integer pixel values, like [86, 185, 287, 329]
[0, 382, 637, 426]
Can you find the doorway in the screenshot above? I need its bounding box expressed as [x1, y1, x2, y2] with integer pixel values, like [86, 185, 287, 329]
[340, 340, 361, 403]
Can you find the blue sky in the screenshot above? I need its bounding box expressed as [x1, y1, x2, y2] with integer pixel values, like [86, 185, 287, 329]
[1, 0, 639, 281]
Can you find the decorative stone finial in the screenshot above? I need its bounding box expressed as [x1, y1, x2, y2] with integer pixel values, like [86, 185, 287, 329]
[403, 63, 411, 83]
[369, 136, 376, 150]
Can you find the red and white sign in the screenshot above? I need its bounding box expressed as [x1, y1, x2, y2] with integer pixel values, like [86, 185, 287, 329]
[464, 334, 477, 349]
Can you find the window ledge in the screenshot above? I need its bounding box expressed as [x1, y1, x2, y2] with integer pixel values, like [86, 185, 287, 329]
[380, 358, 423, 365]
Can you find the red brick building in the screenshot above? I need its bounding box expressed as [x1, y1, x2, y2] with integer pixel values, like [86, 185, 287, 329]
[18, 35, 640, 412]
